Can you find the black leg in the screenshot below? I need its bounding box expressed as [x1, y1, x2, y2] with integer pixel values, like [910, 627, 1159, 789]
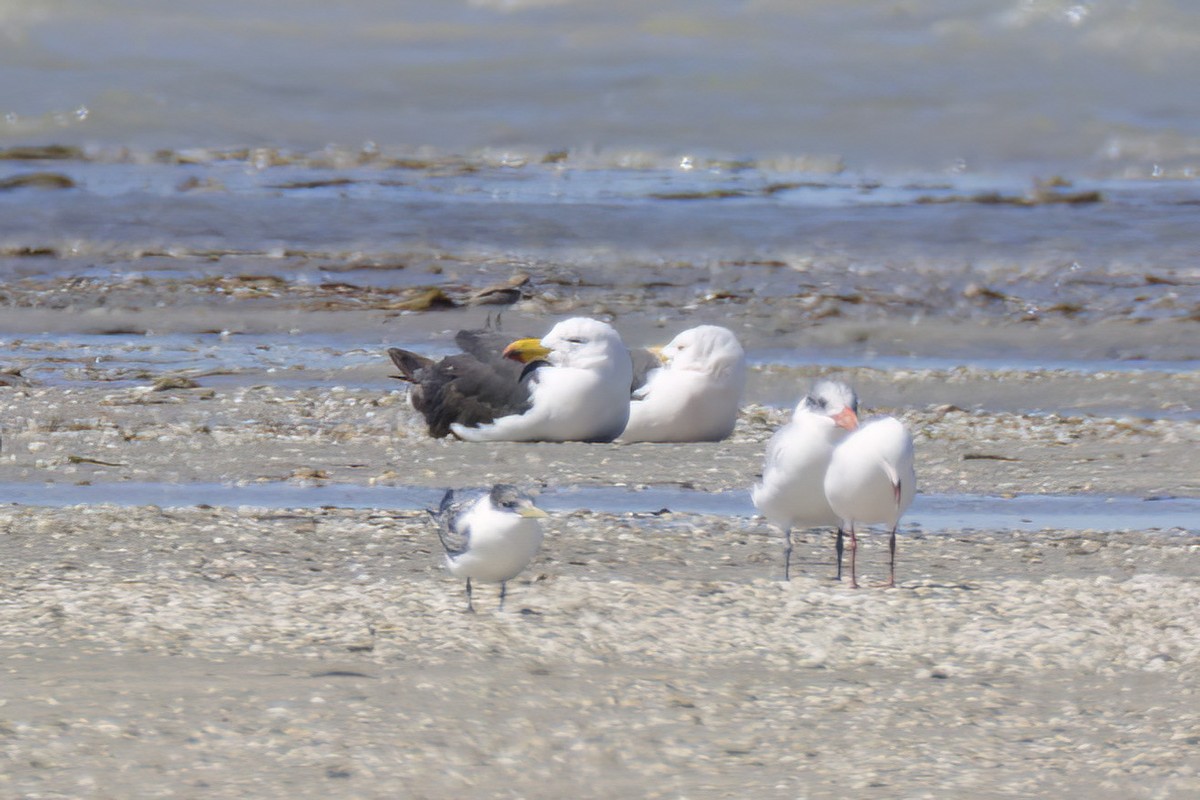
[465, 577, 475, 613]
[887, 526, 897, 588]
[499, 580, 507, 611]
[835, 527, 845, 581]
[783, 528, 793, 581]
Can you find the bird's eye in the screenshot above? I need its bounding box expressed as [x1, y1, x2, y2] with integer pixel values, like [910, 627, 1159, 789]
[565, 337, 585, 344]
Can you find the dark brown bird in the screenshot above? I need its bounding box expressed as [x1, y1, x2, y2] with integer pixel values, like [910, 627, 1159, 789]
[387, 329, 538, 438]
[466, 273, 530, 307]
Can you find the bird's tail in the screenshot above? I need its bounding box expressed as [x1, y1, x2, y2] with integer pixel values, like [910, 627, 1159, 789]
[387, 348, 433, 382]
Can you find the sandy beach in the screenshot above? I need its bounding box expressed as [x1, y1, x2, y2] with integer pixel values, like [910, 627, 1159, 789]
[4, 4, 1200, 788]
[1, 503, 1199, 798]
[2, 280, 1199, 798]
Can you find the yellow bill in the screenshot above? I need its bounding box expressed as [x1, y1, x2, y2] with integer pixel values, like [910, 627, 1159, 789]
[503, 337, 552, 363]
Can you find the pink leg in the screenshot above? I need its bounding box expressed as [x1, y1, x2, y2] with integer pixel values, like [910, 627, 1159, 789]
[849, 525, 860, 589]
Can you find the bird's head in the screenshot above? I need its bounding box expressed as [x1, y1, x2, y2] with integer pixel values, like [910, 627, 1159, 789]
[799, 379, 859, 431]
[505, 317, 628, 372]
[658, 325, 746, 378]
[489, 484, 548, 519]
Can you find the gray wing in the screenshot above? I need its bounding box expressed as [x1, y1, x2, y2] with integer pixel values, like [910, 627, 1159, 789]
[454, 329, 520, 366]
[433, 489, 475, 557]
[388, 348, 434, 382]
[387, 329, 535, 438]
[629, 347, 662, 394]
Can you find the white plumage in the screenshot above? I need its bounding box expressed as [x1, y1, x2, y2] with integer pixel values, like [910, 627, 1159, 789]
[824, 416, 916, 588]
[432, 485, 548, 612]
[751, 380, 859, 580]
[619, 325, 747, 443]
[451, 317, 633, 443]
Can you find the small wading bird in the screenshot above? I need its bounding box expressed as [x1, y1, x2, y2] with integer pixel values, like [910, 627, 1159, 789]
[751, 380, 860, 580]
[388, 317, 633, 442]
[823, 415, 916, 589]
[430, 485, 548, 612]
[619, 325, 747, 443]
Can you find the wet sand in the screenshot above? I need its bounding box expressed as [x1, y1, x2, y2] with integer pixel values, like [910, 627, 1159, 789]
[2, 276, 1199, 798]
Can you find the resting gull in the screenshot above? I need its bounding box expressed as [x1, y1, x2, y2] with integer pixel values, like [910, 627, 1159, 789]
[619, 325, 747, 443]
[751, 380, 859, 580]
[431, 484, 548, 612]
[388, 317, 632, 442]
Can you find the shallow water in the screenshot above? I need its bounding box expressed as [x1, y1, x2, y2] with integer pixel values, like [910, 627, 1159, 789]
[2, 2, 1200, 327]
[5, 0, 1200, 179]
[2, 481, 1196, 534]
[4, 160, 1200, 274]
[8, 331, 1198, 381]
[755, 349, 1200, 376]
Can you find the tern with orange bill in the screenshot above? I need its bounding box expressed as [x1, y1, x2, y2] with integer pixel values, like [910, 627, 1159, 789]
[751, 380, 860, 580]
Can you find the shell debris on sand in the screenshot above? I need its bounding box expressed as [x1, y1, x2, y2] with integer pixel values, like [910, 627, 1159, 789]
[1, 279, 1198, 795]
[1, 504, 1199, 796]
[2, 370, 1196, 494]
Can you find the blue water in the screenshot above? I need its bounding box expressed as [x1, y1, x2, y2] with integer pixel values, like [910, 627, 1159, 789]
[7, 331, 1197, 381]
[5, 1, 1200, 179]
[2, 482, 1195, 534]
[4, 2, 1199, 303]
[753, 350, 1200, 376]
